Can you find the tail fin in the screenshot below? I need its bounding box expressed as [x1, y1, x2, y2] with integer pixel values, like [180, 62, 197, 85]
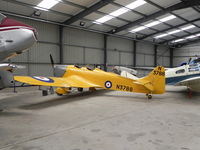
[139, 66, 165, 94]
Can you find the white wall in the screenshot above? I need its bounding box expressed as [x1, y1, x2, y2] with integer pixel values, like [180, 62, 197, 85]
[173, 42, 200, 66]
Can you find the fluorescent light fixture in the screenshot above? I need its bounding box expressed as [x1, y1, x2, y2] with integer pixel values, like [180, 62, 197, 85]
[94, 15, 114, 24]
[36, 0, 60, 10]
[126, 0, 147, 9]
[185, 35, 197, 39]
[110, 7, 129, 17]
[181, 25, 195, 30]
[145, 21, 160, 27]
[168, 29, 182, 35]
[93, 0, 147, 24]
[130, 26, 147, 33]
[196, 33, 200, 36]
[159, 15, 176, 22]
[155, 33, 169, 39]
[172, 39, 185, 43]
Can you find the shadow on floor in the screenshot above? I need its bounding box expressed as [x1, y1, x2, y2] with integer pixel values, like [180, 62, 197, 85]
[20, 90, 109, 110]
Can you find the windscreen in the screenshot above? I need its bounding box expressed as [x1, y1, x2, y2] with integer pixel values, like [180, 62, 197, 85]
[0, 13, 6, 24]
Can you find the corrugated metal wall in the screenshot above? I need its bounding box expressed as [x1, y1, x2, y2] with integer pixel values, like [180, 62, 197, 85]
[173, 42, 200, 67]
[8, 16, 170, 77]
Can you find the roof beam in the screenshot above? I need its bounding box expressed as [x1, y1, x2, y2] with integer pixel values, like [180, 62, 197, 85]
[108, 0, 200, 34]
[139, 18, 200, 40]
[63, 0, 114, 25]
[160, 31, 200, 44]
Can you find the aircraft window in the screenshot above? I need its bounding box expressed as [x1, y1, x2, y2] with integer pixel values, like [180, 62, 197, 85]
[0, 14, 6, 24]
[175, 69, 185, 74]
[193, 58, 200, 64]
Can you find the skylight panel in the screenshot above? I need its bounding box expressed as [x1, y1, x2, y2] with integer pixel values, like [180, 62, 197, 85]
[196, 33, 200, 36]
[93, 0, 147, 24]
[94, 15, 114, 24]
[145, 21, 160, 27]
[126, 0, 147, 9]
[185, 35, 197, 39]
[110, 7, 129, 17]
[130, 26, 147, 33]
[181, 25, 195, 30]
[172, 39, 185, 43]
[168, 29, 182, 35]
[36, 0, 60, 10]
[155, 34, 169, 39]
[159, 15, 176, 22]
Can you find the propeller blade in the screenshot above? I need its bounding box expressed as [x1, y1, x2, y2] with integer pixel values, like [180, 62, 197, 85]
[50, 54, 54, 68]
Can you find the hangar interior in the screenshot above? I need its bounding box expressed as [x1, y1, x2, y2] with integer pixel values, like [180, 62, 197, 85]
[1, 0, 200, 77]
[1, 0, 200, 150]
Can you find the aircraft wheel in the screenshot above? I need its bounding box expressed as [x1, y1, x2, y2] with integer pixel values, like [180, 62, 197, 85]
[147, 95, 152, 99]
[56, 93, 63, 96]
[78, 88, 83, 92]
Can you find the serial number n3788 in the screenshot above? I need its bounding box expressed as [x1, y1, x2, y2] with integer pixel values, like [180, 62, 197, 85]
[116, 85, 133, 92]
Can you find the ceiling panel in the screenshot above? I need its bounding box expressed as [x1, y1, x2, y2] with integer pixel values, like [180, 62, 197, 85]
[194, 21, 200, 26]
[16, 0, 41, 5]
[151, 24, 171, 31]
[118, 11, 143, 22]
[134, 3, 161, 15]
[98, 4, 119, 14]
[139, 29, 157, 35]
[66, 0, 100, 7]
[150, 0, 181, 8]
[174, 8, 200, 21]
[52, 3, 83, 15]
[0, 1, 34, 16]
[84, 12, 103, 21]
[106, 18, 127, 27]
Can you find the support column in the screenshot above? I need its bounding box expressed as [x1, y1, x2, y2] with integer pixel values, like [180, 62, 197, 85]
[104, 34, 107, 71]
[154, 45, 158, 67]
[59, 25, 63, 64]
[170, 48, 174, 68]
[133, 40, 137, 67]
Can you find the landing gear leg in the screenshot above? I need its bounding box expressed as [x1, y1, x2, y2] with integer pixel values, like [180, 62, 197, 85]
[188, 88, 192, 98]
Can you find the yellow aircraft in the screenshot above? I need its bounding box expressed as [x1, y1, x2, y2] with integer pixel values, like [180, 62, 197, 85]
[14, 64, 165, 99]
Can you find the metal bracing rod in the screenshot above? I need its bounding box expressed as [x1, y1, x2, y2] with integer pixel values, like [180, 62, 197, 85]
[107, 0, 200, 34]
[63, 0, 114, 25]
[139, 18, 200, 40]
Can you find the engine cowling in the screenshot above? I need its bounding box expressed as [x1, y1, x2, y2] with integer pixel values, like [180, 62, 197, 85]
[0, 70, 14, 89]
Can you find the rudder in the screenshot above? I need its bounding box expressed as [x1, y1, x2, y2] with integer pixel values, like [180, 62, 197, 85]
[141, 66, 165, 94]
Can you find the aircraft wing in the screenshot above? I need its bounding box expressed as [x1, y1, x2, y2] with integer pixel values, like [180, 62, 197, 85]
[14, 76, 100, 88]
[175, 77, 200, 86]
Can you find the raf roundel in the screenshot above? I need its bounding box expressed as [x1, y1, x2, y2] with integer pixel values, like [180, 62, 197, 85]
[105, 81, 112, 89]
[32, 76, 54, 83]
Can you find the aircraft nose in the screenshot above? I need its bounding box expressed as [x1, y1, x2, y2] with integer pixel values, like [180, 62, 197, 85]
[0, 17, 38, 40]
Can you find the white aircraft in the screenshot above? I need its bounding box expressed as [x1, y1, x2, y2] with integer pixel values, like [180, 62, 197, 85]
[166, 57, 200, 93]
[114, 57, 200, 95]
[0, 13, 37, 89]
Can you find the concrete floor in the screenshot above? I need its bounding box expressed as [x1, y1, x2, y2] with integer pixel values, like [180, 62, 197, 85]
[0, 86, 200, 150]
